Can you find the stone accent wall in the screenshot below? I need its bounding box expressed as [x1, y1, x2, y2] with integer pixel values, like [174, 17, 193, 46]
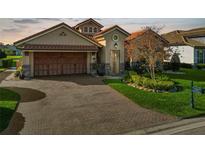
[23, 64, 31, 77]
[105, 63, 111, 75]
[120, 63, 124, 74]
[90, 63, 97, 74]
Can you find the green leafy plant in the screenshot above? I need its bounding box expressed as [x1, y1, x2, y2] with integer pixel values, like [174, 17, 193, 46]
[125, 71, 175, 91]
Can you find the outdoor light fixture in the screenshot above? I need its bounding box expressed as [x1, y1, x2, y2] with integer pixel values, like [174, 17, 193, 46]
[114, 43, 118, 48]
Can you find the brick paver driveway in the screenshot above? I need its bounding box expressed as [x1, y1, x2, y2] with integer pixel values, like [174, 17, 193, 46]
[0, 75, 176, 135]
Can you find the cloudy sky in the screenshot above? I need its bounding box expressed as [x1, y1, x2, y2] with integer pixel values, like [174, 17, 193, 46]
[1, 18, 205, 44]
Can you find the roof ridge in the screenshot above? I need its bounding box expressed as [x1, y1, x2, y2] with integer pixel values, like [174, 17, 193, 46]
[14, 22, 102, 47]
[74, 18, 104, 28]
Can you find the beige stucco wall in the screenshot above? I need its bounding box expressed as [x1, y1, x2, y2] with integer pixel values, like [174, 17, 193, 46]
[101, 29, 127, 64]
[27, 27, 93, 45]
[29, 52, 34, 77]
[96, 39, 106, 63]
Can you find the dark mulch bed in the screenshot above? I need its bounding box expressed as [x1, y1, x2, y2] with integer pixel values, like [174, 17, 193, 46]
[4, 87, 46, 103]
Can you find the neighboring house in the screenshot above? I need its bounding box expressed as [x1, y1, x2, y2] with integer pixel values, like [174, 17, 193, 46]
[162, 28, 205, 64]
[14, 18, 129, 77]
[125, 29, 169, 63]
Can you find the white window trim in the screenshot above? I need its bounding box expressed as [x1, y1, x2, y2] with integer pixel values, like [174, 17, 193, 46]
[84, 27, 88, 33]
[89, 27, 93, 33]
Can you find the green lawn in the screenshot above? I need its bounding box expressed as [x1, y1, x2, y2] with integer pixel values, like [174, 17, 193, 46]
[0, 88, 20, 132]
[104, 69, 205, 118]
[0, 55, 22, 60]
[165, 68, 205, 81]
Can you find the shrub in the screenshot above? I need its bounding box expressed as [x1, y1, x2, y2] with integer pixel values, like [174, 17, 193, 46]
[15, 66, 24, 79]
[156, 74, 170, 81]
[170, 53, 180, 71]
[196, 64, 205, 70]
[125, 71, 175, 91]
[128, 71, 140, 82]
[180, 63, 192, 69]
[2, 59, 13, 68]
[154, 81, 175, 91]
[0, 51, 6, 58]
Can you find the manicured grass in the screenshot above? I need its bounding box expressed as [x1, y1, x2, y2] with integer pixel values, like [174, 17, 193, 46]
[0, 56, 22, 60]
[0, 88, 20, 132]
[6, 56, 22, 60]
[104, 69, 205, 118]
[165, 68, 205, 81]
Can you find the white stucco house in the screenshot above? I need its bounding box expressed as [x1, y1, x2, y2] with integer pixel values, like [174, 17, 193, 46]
[162, 28, 205, 64]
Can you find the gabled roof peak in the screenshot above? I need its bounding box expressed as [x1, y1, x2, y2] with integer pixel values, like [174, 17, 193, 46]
[94, 25, 130, 38]
[74, 18, 104, 29]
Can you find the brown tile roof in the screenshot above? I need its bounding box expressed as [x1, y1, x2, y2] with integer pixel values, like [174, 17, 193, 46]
[94, 25, 130, 38]
[125, 30, 146, 41]
[21, 44, 99, 51]
[125, 29, 169, 44]
[162, 27, 205, 47]
[14, 22, 102, 48]
[162, 30, 187, 46]
[74, 18, 104, 29]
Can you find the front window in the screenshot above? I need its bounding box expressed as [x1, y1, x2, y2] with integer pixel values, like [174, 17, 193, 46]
[84, 27, 88, 33]
[89, 27, 92, 33]
[195, 48, 205, 63]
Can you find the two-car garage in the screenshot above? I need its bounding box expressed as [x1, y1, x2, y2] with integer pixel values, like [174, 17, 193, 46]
[14, 22, 102, 77]
[34, 52, 87, 76]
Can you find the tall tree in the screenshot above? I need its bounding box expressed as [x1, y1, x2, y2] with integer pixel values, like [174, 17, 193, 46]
[125, 26, 171, 79]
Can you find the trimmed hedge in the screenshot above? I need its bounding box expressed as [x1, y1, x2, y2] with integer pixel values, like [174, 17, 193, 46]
[2, 59, 13, 68]
[163, 62, 192, 71]
[1, 59, 18, 68]
[180, 63, 192, 69]
[196, 64, 205, 69]
[126, 71, 175, 91]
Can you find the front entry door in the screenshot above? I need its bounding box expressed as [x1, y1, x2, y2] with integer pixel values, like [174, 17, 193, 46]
[111, 50, 120, 74]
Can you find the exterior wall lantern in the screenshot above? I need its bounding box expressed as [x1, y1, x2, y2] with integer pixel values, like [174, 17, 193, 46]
[114, 43, 118, 49]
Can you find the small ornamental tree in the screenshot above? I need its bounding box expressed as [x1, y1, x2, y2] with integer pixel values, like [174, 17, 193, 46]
[125, 26, 172, 80]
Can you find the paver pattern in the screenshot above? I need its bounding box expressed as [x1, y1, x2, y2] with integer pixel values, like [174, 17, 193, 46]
[0, 75, 176, 134]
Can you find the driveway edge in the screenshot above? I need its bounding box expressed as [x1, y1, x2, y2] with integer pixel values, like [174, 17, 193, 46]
[125, 117, 205, 135]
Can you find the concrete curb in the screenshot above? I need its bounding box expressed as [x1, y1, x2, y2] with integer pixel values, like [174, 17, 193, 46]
[125, 117, 205, 135]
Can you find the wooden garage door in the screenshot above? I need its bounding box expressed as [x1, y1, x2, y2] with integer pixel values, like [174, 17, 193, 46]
[34, 52, 87, 76]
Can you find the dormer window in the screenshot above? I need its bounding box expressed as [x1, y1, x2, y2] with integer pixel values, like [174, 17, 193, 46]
[84, 27, 88, 33]
[94, 27, 98, 33]
[89, 27, 93, 33]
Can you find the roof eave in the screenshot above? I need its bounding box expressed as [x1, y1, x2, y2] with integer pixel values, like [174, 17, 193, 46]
[14, 22, 102, 48]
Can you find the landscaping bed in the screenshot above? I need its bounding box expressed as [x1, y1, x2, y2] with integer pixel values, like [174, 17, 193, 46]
[0, 88, 20, 132]
[104, 68, 205, 118]
[124, 71, 176, 92]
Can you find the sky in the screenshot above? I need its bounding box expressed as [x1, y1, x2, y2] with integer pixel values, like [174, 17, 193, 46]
[1, 18, 205, 44]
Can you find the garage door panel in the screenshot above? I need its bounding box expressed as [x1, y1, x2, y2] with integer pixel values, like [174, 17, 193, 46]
[34, 52, 87, 76]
